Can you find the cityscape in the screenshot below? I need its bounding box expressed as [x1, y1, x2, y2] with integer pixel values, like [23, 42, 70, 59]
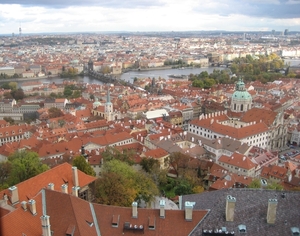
[1, 1, 300, 236]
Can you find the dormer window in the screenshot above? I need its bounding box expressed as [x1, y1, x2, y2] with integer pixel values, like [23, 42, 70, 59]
[148, 217, 155, 230]
[238, 225, 247, 233]
[291, 227, 300, 236]
[112, 215, 119, 228]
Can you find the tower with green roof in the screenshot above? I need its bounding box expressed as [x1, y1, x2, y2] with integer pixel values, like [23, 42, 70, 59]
[230, 78, 252, 112]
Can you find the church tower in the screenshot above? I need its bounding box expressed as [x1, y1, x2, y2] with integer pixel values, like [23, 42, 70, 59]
[231, 78, 252, 113]
[105, 87, 113, 121]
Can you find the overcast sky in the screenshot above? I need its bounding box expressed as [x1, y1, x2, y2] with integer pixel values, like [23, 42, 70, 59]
[0, 0, 299, 34]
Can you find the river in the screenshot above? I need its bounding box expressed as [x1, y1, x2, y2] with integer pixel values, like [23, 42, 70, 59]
[8, 58, 300, 87]
[10, 66, 224, 87]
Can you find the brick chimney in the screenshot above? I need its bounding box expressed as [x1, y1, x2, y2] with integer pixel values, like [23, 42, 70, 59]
[28, 199, 37, 215]
[41, 215, 51, 236]
[132, 202, 138, 218]
[267, 199, 278, 224]
[185, 201, 195, 221]
[72, 166, 79, 187]
[61, 184, 68, 194]
[8, 186, 19, 205]
[225, 195, 236, 222]
[48, 183, 54, 190]
[159, 200, 165, 218]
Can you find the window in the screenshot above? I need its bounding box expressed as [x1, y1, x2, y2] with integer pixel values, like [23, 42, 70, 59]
[238, 224, 247, 233]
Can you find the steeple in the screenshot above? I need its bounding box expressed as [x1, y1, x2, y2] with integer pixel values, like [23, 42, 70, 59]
[105, 86, 113, 121]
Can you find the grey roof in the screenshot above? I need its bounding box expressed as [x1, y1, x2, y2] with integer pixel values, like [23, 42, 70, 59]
[182, 188, 300, 236]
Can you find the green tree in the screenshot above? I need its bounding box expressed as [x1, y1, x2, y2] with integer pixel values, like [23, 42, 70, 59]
[3, 117, 15, 125]
[8, 150, 49, 185]
[63, 87, 73, 97]
[95, 172, 136, 206]
[248, 178, 261, 189]
[0, 161, 12, 190]
[140, 157, 159, 173]
[72, 155, 96, 176]
[8, 82, 17, 91]
[266, 181, 284, 190]
[97, 159, 159, 206]
[102, 146, 135, 165]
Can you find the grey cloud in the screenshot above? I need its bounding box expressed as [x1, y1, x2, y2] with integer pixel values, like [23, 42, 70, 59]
[0, 0, 164, 9]
[194, 0, 300, 19]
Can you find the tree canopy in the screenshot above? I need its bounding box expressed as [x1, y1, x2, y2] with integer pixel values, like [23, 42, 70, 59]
[7, 150, 49, 186]
[72, 155, 96, 176]
[95, 159, 159, 207]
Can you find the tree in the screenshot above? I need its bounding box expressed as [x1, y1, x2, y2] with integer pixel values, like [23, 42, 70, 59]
[11, 88, 25, 100]
[248, 179, 261, 189]
[72, 155, 96, 176]
[95, 172, 137, 206]
[140, 157, 159, 173]
[63, 87, 73, 97]
[8, 150, 49, 185]
[164, 152, 190, 177]
[266, 181, 284, 190]
[96, 159, 159, 206]
[3, 117, 14, 125]
[8, 82, 17, 91]
[101, 146, 135, 165]
[48, 107, 64, 118]
[0, 161, 12, 190]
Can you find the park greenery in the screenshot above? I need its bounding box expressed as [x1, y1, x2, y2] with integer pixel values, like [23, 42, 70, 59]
[190, 53, 296, 89]
[60, 67, 79, 78]
[0, 150, 49, 190]
[1, 82, 25, 101]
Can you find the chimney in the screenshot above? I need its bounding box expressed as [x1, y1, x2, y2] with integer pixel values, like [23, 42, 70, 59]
[28, 199, 37, 215]
[159, 200, 165, 218]
[132, 202, 138, 218]
[61, 184, 68, 194]
[72, 166, 79, 187]
[72, 186, 80, 197]
[8, 186, 19, 205]
[41, 215, 51, 236]
[267, 199, 278, 224]
[48, 183, 54, 190]
[21, 201, 27, 211]
[185, 201, 194, 221]
[225, 195, 236, 221]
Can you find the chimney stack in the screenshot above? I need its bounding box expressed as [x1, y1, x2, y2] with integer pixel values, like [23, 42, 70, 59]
[41, 215, 51, 236]
[72, 166, 79, 187]
[159, 200, 165, 218]
[48, 183, 54, 190]
[185, 201, 194, 221]
[72, 186, 80, 197]
[21, 201, 27, 211]
[267, 199, 278, 224]
[225, 195, 236, 222]
[132, 202, 138, 218]
[28, 199, 37, 215]
[8, 186, 19, 205]
[61, 184, 68, 194]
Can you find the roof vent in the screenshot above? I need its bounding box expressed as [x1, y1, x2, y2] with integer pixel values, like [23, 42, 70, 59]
[238, 224, 246, 233]
[291, 227, 300, 236]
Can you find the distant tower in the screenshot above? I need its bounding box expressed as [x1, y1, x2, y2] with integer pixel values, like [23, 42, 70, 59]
[19, 23, 22, 37]
[243, 33, 246, 41]
[105, 87, 113, 121]
[272, 30, 275, 36]
[284, 29, 289, 36]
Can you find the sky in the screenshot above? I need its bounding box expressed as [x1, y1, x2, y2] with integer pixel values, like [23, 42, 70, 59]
[0, 0, 299, 34]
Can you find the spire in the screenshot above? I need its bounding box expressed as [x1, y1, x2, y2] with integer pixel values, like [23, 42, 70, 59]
[107, 87, 111, 103]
